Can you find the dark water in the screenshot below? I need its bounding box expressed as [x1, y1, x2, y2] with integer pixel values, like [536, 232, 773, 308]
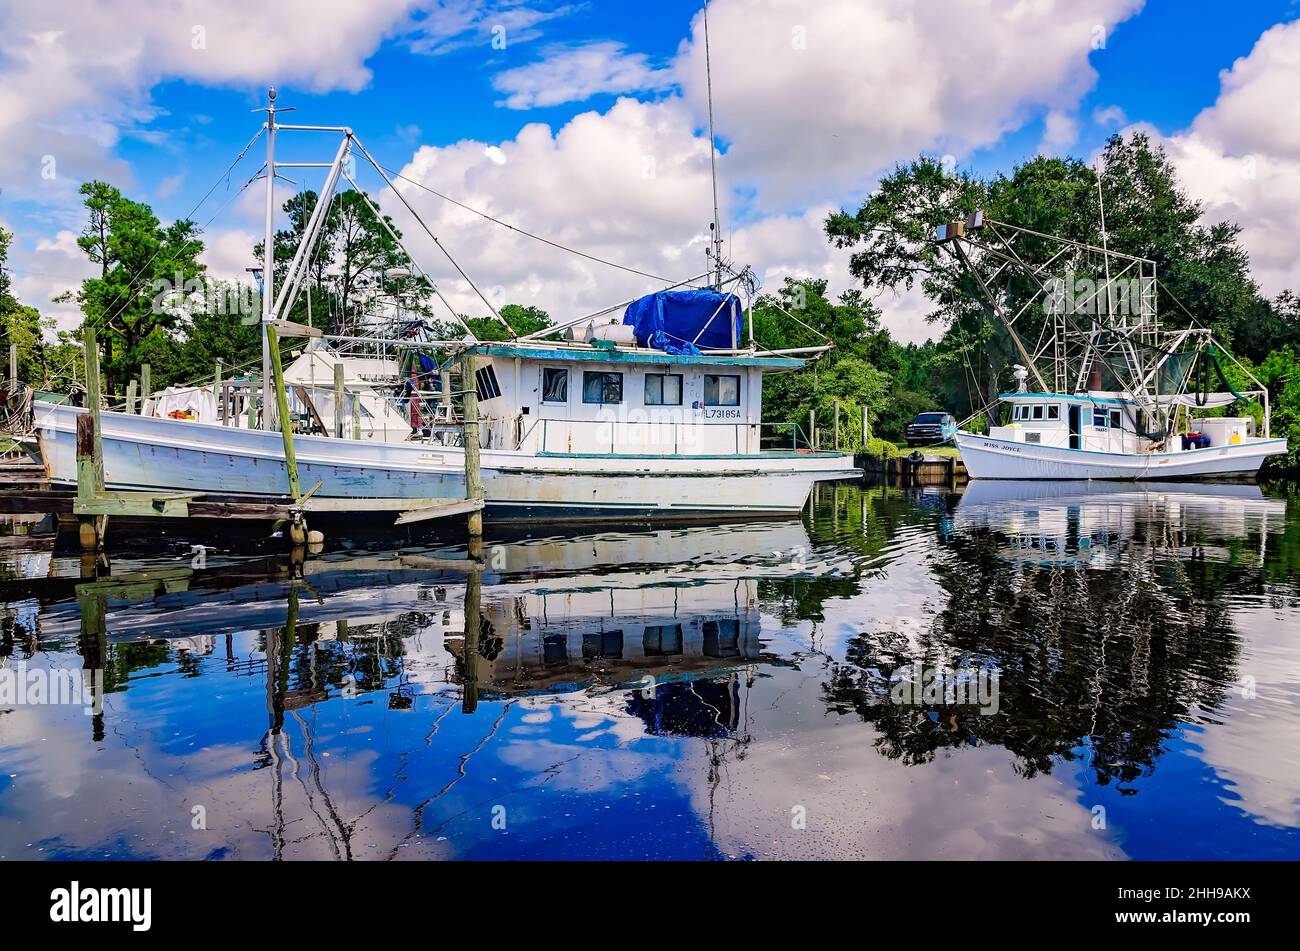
[1, 480, 1298, 860]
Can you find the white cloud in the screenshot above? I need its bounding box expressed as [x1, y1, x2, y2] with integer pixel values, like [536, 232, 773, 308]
[406, 1, 579, 56]
[1155, 20, 1300, 296]
[1039, 109, 1080, 156]
[671, 0, 1144, 209]
[0, 0, 422, 203]
[1092, 104, 1127, 128]
[494, 41, 674, 109]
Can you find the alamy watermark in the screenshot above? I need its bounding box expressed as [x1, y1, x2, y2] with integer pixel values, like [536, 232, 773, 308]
[1043, 271, 1149, 317]
[889, 662, 1000, 715]
[0, 662, 104, 715]
[150, 272, 260, 320]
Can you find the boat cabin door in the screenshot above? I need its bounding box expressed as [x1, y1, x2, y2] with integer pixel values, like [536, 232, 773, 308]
[1068, 404, 1081, 449]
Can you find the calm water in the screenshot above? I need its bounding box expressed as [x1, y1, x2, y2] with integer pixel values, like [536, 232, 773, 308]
[1, 480, 1298, 860]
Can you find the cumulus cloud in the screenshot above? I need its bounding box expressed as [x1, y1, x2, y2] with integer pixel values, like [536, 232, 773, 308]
[0, 0, 429, 229]
[1155, 20, 1300, 296]
[671, 0, 1144, 210]
[493, 41, 674, 109]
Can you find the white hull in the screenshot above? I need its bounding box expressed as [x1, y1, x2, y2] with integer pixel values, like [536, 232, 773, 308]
[35, 403, 859, 521]
[956, 430, 1287, 481]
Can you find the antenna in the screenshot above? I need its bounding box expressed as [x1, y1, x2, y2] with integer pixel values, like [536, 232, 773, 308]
[703, 0, 723, 290]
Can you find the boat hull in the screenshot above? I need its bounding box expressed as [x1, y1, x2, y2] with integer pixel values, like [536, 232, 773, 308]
[956, 430, 1287, 481]
[36, 403, 465, 500]
[35, 403, 860, 521]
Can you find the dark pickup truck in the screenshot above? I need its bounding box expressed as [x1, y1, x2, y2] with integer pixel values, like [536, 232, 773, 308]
[904, 412, 956, 447]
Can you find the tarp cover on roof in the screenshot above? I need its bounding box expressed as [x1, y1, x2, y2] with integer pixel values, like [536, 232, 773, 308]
[623, 289, 742, 355]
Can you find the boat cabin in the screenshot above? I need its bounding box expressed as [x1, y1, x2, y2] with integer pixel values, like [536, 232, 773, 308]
[465, 339, 805, 455]
[990, 393, 1143, 454]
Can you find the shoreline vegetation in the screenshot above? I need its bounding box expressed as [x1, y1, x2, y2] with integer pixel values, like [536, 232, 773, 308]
[2, 132, 1296, 476]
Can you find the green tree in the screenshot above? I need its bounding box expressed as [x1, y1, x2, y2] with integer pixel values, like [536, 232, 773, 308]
[464, 303, 551, 341]
[66, 181, 204, 394]
[0, 219, 59, 388]
[253, 188, 428, 335]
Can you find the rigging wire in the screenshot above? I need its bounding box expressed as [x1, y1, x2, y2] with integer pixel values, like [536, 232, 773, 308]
[375, 164, 680, 285]
[88, 126, 267, 339]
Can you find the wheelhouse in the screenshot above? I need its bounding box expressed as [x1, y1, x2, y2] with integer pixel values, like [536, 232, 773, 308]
[463, 340, 806, 456]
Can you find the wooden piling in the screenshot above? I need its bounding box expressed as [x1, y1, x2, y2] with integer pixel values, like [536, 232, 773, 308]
[140, 363, 151, 406]
[76, 326, 106, 550]
[461, 352, 484, 545]
[265, 325, 302, 502]
[833, 399, 841, 451]
[125, 379, 138, 415]
[8, 343, 16, 390]
[333, 362, 345, 438]
[808, 409, 816, 451]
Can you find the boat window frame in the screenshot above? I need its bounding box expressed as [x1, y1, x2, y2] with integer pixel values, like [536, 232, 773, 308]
[1031, 404, 1045, 420]
[704, 373, 741, 407]
[1092, 407, 1108, 428]
[1109, 409, 1123, 430]
[1047, 404, 1060, 420]
[540, 366, 569, 404]
[644, 372, 684, 407]
[582, 370, 624, 405]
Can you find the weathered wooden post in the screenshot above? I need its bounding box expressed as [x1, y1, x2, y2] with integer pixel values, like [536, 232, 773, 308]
[808, 409, 816, 451]
[266, 325, 306, 546]
[76, 326, 106, 550]
[351, 394, 361, 439]
[125, 379, 138, 415]
[833, 399, 841, 450]
[140, 363, 151, 406]
[333, 362, 345, 438]
[8, 343, 16, 390]
[461, 352, 484, 553]
[213, 359, 223, 400]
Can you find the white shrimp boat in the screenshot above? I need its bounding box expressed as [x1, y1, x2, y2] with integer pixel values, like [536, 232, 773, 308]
[934, 212, 1287, 481]
[955, 391, 1287, 480]
[34, 334, 856, 520]
[32, 90, 857, 522]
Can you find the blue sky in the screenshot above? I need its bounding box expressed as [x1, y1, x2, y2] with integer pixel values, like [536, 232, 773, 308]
[3, 0, 1298, 341]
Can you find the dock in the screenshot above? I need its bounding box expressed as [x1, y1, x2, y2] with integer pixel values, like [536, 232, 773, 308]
[855, 450, 969, 487]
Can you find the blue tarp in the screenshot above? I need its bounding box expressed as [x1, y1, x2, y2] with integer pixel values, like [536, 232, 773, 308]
[623, 289, 742, 355]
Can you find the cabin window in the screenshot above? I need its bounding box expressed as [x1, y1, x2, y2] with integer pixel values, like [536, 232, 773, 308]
[1031, 405, 1044, 420]
[1047, 405, 1060, 420]
[541, 367, 568, 403]
[644, 372, 683, 406]
[582, 371, 624, 404]
[1109, 409, 1123, 430]
[475, 365, 502, 401]
[704, 374, 740, 406]
[1093, 408, 1107, 428]
[1012, 405, 1024, 421]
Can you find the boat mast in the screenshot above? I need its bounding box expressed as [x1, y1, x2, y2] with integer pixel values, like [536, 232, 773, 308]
[259, 87, 278, 430]
[703, 0, 723, 292]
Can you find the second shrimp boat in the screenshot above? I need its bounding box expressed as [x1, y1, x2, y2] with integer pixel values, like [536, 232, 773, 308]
[33, 94, 857, 522]
[933, 212, 1287, 481]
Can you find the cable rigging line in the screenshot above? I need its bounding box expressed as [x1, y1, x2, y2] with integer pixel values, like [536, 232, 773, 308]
[374, 164, 682, 286]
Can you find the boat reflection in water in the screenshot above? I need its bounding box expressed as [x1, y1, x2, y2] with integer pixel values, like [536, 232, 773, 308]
[2, 482, 1298, 860]
[953, 479, 1287, 567]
